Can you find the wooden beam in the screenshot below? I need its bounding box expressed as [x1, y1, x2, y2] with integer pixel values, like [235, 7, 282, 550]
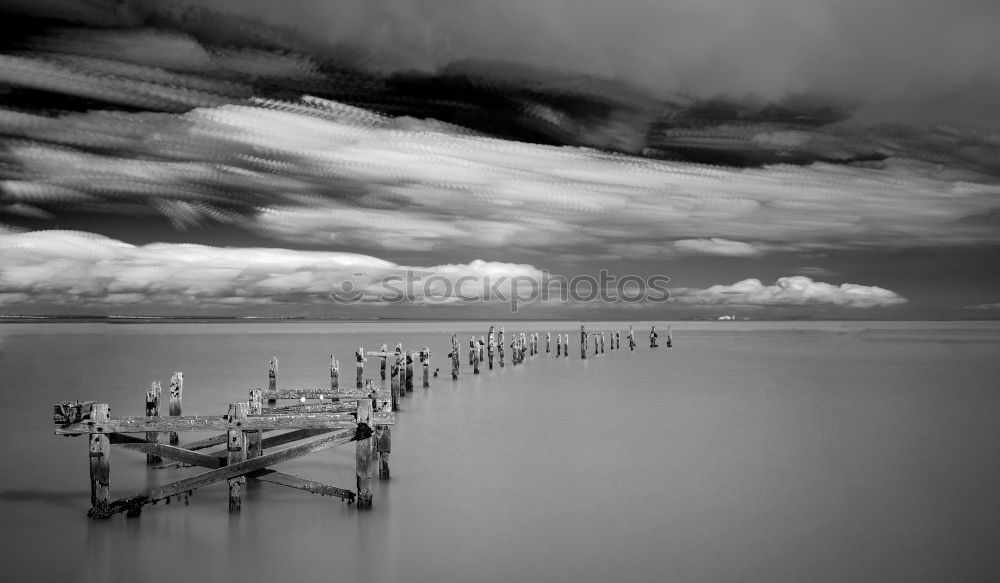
[262, 386, 382, 401]
[250, 470, 355, 500]
[182, 433, 228, 451]
[56, 410, 393, 435]
[110, 434, 224, 468]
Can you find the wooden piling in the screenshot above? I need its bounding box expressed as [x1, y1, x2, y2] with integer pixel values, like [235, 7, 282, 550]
[145, 381, 161, 465]
[580, 325, 587, 359]
[168, 372, 183, 445]
[247, 388, 263, 459]
[227, 402, 248, 512]
[380, 343, 388, 380]
[473, 341, 481, 374]
[450, 333, 459, 379]
[89, 403, 110, 512]
[356, 346, 365, 389]
[600, 332, 605, 354]
[556, 333, 562, 357]
[650, 324, 658, 348]
[421, 347, 430, 388]
[546, 332, 551, 353]
[267, 357, 278, 405]
[563, 333, 569, 355]
[355, 399, 374, 508]
[498, 327, 505, 367]
[594, 333, 599, 356]
[330, 352, 339, 392]
[391, 353, 402, 411]
[406, 351, 414, 391]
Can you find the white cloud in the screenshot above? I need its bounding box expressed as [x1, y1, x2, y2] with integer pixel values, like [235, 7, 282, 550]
[0, 230, 544, 308]
[966, 302, 1000, 310]
[670, 276, 907, 308]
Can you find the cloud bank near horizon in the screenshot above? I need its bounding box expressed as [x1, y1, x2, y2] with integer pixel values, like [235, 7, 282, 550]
[0, 230, 907, 311]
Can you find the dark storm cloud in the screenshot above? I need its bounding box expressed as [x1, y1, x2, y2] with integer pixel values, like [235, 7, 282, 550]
[157, 0, 1000, 129]
[7, 0, 1000, 129]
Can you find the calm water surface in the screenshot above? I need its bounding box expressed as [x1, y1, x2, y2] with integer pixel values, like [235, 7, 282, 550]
[1, 321, 999, 583]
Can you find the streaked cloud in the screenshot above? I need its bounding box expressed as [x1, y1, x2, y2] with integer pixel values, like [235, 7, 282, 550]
[3, 97, 999, 260]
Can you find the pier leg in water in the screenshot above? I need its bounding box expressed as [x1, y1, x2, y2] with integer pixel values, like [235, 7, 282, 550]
[380, 344, 388, 380]
[406, 351, 414, 391]
[580, 325, 587, 359]
[356, 346, 365, 389]
[546, 332, 551, 353]
[594, 334, 599, 356]
[228, 402, 248, 512]
[372, 380, 391, 479]
[145, 381, 161, 465]
[330, 352, 339, 393]
[556, 334, 562, 357]
[89, 403, 110, 516]
[267, 357, 278, 405]
[473, 342, 481, 374]
[488, 327, 495, 370]
[247, 388, 262, 459]
[499, 327, 505, 368]
[469, 336, 476, 366]
[650, 324, 658, 348]
[168, 372, 182, 445]
[355, 399, 374, 508]
[421, 347, 430, 388]
[450, 333, 459, 379]
[600, 332, 605, 354]
[390, 355, 401, 411]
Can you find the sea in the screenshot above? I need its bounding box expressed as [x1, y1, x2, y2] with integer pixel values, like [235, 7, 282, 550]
[1, 320, 998, 583]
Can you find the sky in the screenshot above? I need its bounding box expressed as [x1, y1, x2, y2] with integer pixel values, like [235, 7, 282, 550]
[1, 0, 998, 319]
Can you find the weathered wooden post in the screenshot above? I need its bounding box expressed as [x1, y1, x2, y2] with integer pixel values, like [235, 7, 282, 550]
[563, 333, 569, 355]
[227, 402, 248, 512]
[473, 340, 481, 374]
[267, 357, 278, 405]
[580, 325, 587, 359]
[421, 347, 430, 388]
[145, 381, 161, 465]
[556, 333, 562, 357]
[600, 332, 605, 354]
[390, 353, 402, 411]
[546, 332, 551, 353]
[594, 333, 599, 356]
[380, 343, 388, 380]
[406, 351, 415, 391]
[468, 336, 476, 366]
[534, 333, 539, 355]
[487, 328, 495, 370]
[247, 388, 263, 459]
[450, 333, 459, 379]
[89, 403, 110, 514]
[356, 346, 365, 389]
[168, 372, 183, 445]
[356, 399, 374, 508]
[650, 324, 658, 347]
[498, 327, 505, 367]
[372, 379, 391, 479]
[666, 325, 673, 348]
[330, 352, 340, 392]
